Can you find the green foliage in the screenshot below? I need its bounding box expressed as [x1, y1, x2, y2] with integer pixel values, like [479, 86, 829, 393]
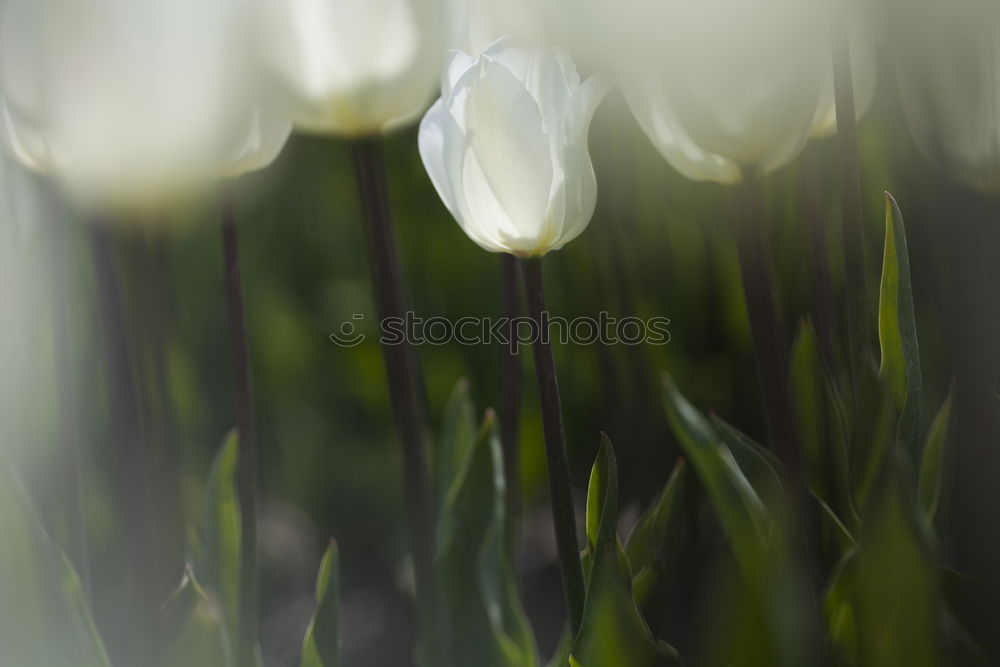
[435, 381, 536, 667]
[790, 321, 854, 525]
[570, 436, 680, 667]
[918, 388, 954, 521]
[193, 431, 243, 662]
[624, 460, 689, 609]
[878, 193, 922, 460]
[299, 541, 342, 667]
[162, 566, 233, 667]
[0, 461, 111, 667]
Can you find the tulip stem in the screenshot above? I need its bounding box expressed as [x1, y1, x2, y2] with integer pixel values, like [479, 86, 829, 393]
[832, 24, 871, 403]
[519, 257, 586, 637]
[50, 215, 90, 605]
[221, 190, 260, 667]
[730, 181, 803, 488]
[499, 254, 523, 565]
[349, 138, 447, 661]
[89, 224, 161, 663]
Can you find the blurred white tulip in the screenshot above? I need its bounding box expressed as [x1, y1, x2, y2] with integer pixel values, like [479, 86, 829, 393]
[0, 0, 289, 210]
[622, 0, 827, 184]
[895, 0, 1000, 193]
[256, 0, 446, 136]
[418, 39, 608, 257]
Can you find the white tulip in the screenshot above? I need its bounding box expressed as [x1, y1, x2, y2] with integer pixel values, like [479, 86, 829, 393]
[895, 0, 1000, 193]
[0, 0, 288, 209]
[622, 0, 827, 184]
[256, 0, 446, 136]
[418, 39, 608, 257]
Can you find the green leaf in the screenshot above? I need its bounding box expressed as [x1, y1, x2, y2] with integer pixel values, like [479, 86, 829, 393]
[570, 436, 680, 667]
[299, 541, 342, 667]
[789, 320, 853, 522]
[662, 374, 771, 574]
[708, 415, 784, 510]
[623, 460, 688, 609]
[918, 387, 954, 520]
[436, 378, 478, 527]
[162, 566, 234, 667]
[878, 192, 921, 460]
[437, 409, 537, 667]
[0, 461, 111, 667]
[195, 431, 242, 660]
[843, 464, 943, 667]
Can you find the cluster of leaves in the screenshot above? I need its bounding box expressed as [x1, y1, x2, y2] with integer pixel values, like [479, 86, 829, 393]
[0, 193, 990, 667]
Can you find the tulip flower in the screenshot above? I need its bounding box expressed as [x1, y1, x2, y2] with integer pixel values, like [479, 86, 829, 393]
[420, 38, 609, 634]
[622, 0, 827, 184]
[0, 0, 288, 209]
[895, 0, 1000, 193]
[256, 0, 446, 136]
[418, 39, 609, 257]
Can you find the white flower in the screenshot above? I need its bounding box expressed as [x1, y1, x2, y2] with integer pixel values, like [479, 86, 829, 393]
[256, 0, 446, 136]
[0, 0, 288, 209]
[418, 39, 608, 257]
[622, 0, 827, 184]
[895, 0, 1000, 193]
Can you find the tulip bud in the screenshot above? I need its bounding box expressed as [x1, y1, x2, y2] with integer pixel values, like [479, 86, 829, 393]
[256, 0, 446, 136]
[0, 0, 289, 210]
[418, 39, 608, 257]
[622, 0, 827, 184]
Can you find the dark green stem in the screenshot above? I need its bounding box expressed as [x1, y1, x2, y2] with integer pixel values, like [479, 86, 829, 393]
[349, 138, 447, 661]
[730, 181, 803, 488]
[832, 24, 872, 403]
[221, 191, 259, 667]
[519, 258, 586, 637]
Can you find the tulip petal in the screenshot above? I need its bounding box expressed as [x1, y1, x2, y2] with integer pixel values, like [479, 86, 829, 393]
[624, 83, 742, 185]
[418, 99, 460, 220]
[463, 58, 553, 252]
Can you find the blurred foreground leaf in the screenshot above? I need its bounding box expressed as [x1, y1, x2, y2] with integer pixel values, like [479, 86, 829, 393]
[162, 566, 233, 667]
[790, 320, 853, 524]
[662, 374, 771, 572]
[194, 431, 242, 661]
[878, 193, 921, 460]
[0, 461, 111, 667]
[624, 460, 689, 609]
[299, 541, 342, 667]
[437, 400, 536, 667]
[918, 387, 954, 521]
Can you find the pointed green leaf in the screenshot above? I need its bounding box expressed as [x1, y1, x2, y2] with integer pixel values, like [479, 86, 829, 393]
[789, 320, 853, 521]
[436, 379, 478, 526]
[662, 375, 771, 573]
[623, 460, 688, 595]
[299, 541, 342, 667]
[0, 461, 111, 667]
[878, 193, 921, 459]
[163, 567, 234, 667]
[196, 431, 242, 659]
[438, 410, 537, 667]
[918, 387, 954, 520]
[571, 437, 680, 667]
[709, 415, 784, 510]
